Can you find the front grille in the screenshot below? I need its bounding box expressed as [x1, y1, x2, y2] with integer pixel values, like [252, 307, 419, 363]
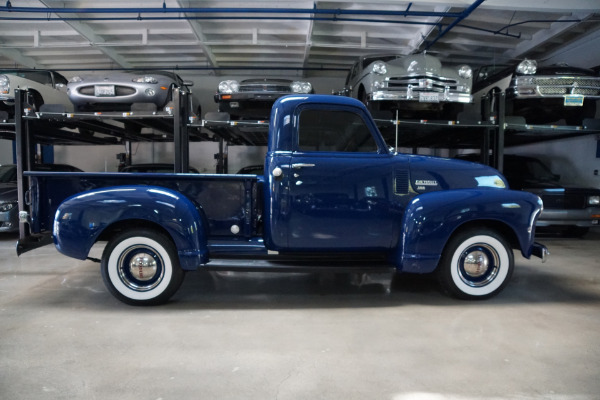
[533, 77, 600, 96]
[78, 86, 136, 96]
[387, 75, 459, 92]
[239, 84, 291, 93]
[394, 170, 409, 195]
[540, 194, 586, 210]
[538, 87, 600, 96]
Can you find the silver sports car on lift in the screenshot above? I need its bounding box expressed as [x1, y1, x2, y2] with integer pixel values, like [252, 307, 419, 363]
[67, 70, 194, 113]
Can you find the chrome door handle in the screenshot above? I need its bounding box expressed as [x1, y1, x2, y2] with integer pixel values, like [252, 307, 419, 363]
[291, 163, 315, 169]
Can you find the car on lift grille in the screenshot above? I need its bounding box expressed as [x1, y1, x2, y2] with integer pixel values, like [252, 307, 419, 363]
[67, 70, 194, 113]
[214, 78, 314, 120]
[336, 53, 473, 120]
[470, 61, 600, 125]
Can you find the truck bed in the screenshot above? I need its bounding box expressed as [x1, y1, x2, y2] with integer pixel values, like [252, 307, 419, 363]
[24, 171, 262, 240]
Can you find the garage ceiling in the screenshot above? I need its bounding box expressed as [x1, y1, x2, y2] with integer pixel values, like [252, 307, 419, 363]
[0, 0, 599, 78]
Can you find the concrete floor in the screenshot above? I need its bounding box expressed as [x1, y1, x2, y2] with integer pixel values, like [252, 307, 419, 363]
[1, 231, 599, 400]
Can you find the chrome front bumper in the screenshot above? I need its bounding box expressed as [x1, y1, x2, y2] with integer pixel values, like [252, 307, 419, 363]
[370, 90, 472, 103]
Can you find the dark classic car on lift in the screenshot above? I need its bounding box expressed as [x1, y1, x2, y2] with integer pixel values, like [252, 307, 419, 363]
[471, 60, 600, 125]
[336, 53, 473, 120]
[214, 77, 314, 120]
[457, 154, 600, 236]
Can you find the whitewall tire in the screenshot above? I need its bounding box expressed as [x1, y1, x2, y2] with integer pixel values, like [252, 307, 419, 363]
[438, 229, 514, 299]
[101, 229, 184, 305]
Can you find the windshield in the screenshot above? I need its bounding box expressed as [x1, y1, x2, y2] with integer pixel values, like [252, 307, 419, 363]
[0, 165, 17, 183]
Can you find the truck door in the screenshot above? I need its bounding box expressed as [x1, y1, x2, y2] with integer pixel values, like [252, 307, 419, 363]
[286, 106, 402, 250]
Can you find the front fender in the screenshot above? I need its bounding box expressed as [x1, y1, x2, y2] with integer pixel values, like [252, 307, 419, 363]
[398, 188, 542, 273]
[53, 185, 208, 270]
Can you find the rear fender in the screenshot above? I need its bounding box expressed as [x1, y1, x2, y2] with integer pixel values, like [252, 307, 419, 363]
[398, 189, 542, 273]
[53, 185, 208, 270]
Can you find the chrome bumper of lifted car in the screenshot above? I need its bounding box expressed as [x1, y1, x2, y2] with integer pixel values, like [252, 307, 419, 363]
[370, 90, 472, 103]
[536, 207, 600, 227]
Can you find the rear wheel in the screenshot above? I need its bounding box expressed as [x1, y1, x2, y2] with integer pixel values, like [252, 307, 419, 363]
[437, 229, 514, 299]
[101, 229, 185, 305]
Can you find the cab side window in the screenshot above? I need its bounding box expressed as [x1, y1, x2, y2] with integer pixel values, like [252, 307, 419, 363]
[297, 109, 378, 153]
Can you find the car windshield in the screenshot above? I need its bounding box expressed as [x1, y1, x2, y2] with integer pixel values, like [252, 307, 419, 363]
[505, 158, 558, 182]
[0, 70, 52, 85]
[524, 159, 558, 182]
[0, 165, 17, 183]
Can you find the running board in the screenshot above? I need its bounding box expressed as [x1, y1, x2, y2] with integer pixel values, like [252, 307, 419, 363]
[203, 258, 395, 274]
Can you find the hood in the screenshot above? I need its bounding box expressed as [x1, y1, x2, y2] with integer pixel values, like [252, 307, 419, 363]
[533, 64, 596, 77]
[389, 54, 442, 76]
[0, 182, 17, 202]
[408, 156, 508, 193]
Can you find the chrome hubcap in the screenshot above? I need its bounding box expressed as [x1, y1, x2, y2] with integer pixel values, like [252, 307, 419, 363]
[117, 245, 164, 292]
[459, 243, 500, 287]
[129, 252, 158, 282]
[463, 251, 489, 278]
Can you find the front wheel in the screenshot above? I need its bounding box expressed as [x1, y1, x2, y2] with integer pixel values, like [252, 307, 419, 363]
[437, 229, 514, 300]
[101, 229, 185, 305]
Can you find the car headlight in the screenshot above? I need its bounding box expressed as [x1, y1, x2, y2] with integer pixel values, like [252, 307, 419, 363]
[372, 61, 387, 75]
[291, 81, 312, 94]
[458, 65, 472, 79]
[132, 76, 158, 84]
[69, 76, 83, 83]
[588, 195, 600, 206]
[0, 74, 10, 94]
[0, 202, 16, 212]
[516, 59, 537, 75]
[218, 80, 240, 94]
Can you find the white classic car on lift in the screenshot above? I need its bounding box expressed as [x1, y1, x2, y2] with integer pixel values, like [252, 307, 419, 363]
[337, 53, 473, 120]
[0, 69, 73, 118]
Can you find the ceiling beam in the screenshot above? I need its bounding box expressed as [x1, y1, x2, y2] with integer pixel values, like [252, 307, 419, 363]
[0, 48, 38, 68]
[176, 0, 219, 72]
[503, 14, 591, 60]
[38, 0, 132, 69]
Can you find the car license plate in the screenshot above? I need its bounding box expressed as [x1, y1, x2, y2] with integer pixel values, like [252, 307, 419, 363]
[419, 92, 439, 103]
[564, 94, 584, 106]
[95, 85, 115, 97]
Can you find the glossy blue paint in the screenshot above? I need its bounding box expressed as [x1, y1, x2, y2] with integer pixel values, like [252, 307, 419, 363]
[53, 185, 208, 270]
[399, 188, 541, 273]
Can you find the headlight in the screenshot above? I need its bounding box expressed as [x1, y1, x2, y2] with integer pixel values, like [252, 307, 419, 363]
[516, 59, 537, 75]
[218, 80, 240, 94]
[0, 202, 16, 212]
[290, 81, 312, 94]
[458, 65, 472, 79]
[372, 61, 387, 75]
[133, 76, 158, 84]
[588, 195, 600, 206]
[69, 76, 83, 83]
[372, 80, 385, 90]
[0, 74, 9, 94]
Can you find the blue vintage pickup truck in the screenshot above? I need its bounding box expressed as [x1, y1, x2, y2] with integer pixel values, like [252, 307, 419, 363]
[18, 94, 547, 305]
